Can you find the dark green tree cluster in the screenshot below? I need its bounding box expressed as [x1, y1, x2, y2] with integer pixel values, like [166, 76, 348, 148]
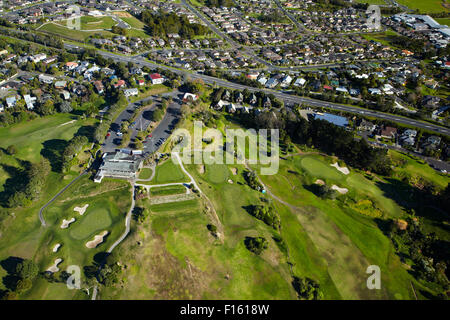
[0, 26, 63, 48]
[0, 258, 39, 299]
[140, 10, 209, 39]
[244, 236, 268, 255]
[292, 276, 323, 300]
[244, 171, 263, 191]
[7, 157, 51, 208]
[316, 184, 337, 200]
[258, 12, 287, 23]
[243, 109, 393, 176]
[132, 206, 149, 224]
[249, 205, 281, 230]
[387, 217, 449, 295]
[62, 135, 89, 172]
[205, 0, 234, 7]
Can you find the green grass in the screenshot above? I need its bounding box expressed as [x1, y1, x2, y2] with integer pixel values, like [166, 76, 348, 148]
[389, 150, 448, 189]
[138, 167, 153, 180]
[300, 156, 344, 182]
[150, 185, 187, 197]
[205, 164, 229, 184]
[56, 16, 117, 30]
[436, 18, 450, 26]
[256, 151, 444, 299]
[396, 0, 449, 13]
[69, 208, 112, 240]
[0, 114, 91, 164]
[38, 22, 114, 42]
[153, 158, 190, 184]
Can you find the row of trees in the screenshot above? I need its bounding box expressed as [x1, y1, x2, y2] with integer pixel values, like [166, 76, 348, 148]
[238, 108, 392, 176]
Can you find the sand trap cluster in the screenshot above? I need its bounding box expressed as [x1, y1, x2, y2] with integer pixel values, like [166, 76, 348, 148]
[330, 162, 350, 175]
[47, 258, 63, 273]
[60, 218, 76, 229]
[52, 243, 61, 253]
[315, 179, 325, 185]
[86, 231, 109, 249]
[74, 204, 89, 215]
[331, 185, 348, 194]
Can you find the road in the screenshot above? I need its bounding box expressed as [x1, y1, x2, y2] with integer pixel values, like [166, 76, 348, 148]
[272, 0, 307, 33]
[38, 171, 88, 226]
[64, 43, 450, 137]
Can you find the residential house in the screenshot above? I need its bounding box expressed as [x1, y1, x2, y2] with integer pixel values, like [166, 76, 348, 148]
[23, 94, 36, 110]
[182, 93, 199, 102]
[124, 88, 139, 97]
[378, 126, 397, 139]
[149, 73, 164, 85]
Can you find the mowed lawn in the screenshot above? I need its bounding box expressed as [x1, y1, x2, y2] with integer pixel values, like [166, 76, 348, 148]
[0, 114, 85, 163]
[396, 0, 449, 13]
[38, 22, 114, 41]
[153, 158, 190, 184]
[55, 16, 117, 30]
[138, 167, 153, 180]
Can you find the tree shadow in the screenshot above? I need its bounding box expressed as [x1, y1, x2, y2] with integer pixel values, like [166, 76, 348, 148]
[0, 165, 28, 207]
[0, 256, 24, 291]
[375, 178, 448, 224]
[0, 256, 23, 274]
[74, 125, 95, 143]
[40, 139, 67, 173]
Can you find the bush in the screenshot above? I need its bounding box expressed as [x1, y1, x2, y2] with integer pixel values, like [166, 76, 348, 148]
[244, 236, 268, 255]
[6, 145, 16, 155]
[292, 276, 323, 300]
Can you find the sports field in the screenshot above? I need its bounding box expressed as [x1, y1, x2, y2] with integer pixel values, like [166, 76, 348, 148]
[396, 0, 449, 13]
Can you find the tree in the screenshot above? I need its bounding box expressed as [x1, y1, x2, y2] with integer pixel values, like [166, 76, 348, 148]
[244, 236, 268, 255]
[6, 145, 17, 155]
[15, 259, 39, 280]
[292, 277, 323, 300]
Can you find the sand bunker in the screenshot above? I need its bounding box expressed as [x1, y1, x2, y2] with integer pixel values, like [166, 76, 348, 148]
[198, 165, 205, 174]
[231, 168, 237, 175]
[74, 204, 89, 215]
[315, 179, 325, 185]
[52, 243, 61, 253]
[60, 218, 75, 229]
[86, 231, 109, 249]
[330, 162, 350, 175]
[227, 179, 234, 184]
[331, 185, 348, 194]
[47, 258, 63, 273]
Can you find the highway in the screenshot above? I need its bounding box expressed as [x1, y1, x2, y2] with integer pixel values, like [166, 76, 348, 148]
[64, 43, 449, 137]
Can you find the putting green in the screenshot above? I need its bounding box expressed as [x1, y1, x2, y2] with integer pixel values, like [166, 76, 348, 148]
[69, 208, 112, 240]
[300, 156, 344, 181]
[206, 164, 229, 184]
